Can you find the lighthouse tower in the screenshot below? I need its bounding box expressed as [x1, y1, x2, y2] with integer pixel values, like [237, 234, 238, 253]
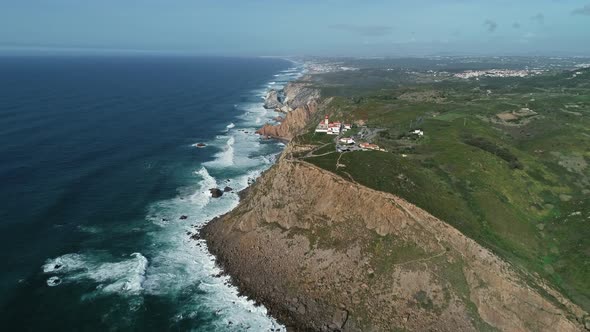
[324, 115, 329, 126]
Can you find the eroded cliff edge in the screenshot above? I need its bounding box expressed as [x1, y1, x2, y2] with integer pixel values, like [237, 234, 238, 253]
[203, 145, 586, 331]
[256, 78, 322, 141]
[202, 80, 588, 331]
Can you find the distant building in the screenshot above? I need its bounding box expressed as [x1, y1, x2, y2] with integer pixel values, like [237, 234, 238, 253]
[328, 122, 342, 135]
[412, 129, 424, 137]
[315, 115, 329, 133]
[339, 137, 355, 144]
[316, 115, 342, 135]
[359, 142, 381, 150]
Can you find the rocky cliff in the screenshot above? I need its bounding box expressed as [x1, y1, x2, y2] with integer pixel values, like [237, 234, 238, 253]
[256, 101, 319, 140]
[264, 89, 284, 110]
[203, 145, 587, 331]
[256, 80, 322, 140]
[283, 78, 321, 109]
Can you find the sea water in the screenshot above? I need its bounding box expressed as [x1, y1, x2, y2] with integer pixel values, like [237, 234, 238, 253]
[0, 55, 302, 331]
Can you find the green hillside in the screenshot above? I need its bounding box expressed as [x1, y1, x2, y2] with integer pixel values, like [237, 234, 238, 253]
[299, 66, 590, 311]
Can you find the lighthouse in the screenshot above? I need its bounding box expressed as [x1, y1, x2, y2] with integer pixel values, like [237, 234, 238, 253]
[324, 115, 329, 126]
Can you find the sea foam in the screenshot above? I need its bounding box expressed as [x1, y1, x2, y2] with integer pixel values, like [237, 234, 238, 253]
[39, 61, 304, 331]
[43, 252, 148, 295]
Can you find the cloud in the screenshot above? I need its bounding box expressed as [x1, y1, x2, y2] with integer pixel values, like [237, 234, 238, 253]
[329, 24, 393, 37]
[530, 13, 545, 24]
[483, 19, 498, 32]
[572, 4, 590, 15]
[512, 22, 521, 29]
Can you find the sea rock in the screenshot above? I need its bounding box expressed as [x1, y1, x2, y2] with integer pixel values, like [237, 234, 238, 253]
[223, 186, 233, 192]
[210, 188, 223, 198]
[264, 89, 283, 109]
[195, 143, 206, 148]
[179, 215, 188, 220]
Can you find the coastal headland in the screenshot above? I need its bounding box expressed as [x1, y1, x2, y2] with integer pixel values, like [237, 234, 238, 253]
[201, 60, 590, 331]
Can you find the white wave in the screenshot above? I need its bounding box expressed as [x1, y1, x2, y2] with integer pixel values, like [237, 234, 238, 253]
[204, 136, 235, 168]
[43, 253, 86, 273]
[43, 252, 148, 295]
[188, 167, 217, 208]
[39, 63, 303, 330]
[47, 276, 62, 287]
[226, 122, 235, 129]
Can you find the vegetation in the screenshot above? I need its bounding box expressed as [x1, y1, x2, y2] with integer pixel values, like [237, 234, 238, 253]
[302, 64, 590, 311]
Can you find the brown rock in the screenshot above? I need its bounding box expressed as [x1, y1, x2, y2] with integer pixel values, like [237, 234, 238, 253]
[209, 188, 223, 198]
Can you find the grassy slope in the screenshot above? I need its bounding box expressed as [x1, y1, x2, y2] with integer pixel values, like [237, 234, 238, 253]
[303, 68, 590, 311]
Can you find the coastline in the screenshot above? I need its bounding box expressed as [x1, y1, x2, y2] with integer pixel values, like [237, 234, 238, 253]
[182, 61, 314, 330]
[199, 72, 588, 331]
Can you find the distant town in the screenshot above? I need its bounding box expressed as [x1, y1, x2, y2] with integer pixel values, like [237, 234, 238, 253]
[453, 69, 544, 79]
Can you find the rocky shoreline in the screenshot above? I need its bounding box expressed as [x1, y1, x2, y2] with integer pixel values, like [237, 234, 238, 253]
[198, 75, 588, 331]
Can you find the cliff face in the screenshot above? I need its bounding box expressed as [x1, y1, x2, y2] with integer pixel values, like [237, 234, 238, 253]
[256, 101, 318, 140]
[203, 147, 586, 331]
[283, 79, 321, 109]
[264, 89, 283, 110]
[256, 79, 322, 140]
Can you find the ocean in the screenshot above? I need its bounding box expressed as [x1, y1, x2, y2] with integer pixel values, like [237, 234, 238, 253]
[0, 55, 301, 331]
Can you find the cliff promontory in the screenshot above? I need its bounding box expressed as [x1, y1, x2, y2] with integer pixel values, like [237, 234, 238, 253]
[203, 149, 586, 331]
[264, 89, 284, 110]
[256, 101, 318, 140]
[256, 79, 322, 140]
[283, 79, 320, 109]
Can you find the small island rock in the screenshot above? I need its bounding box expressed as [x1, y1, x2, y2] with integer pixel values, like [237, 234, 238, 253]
[210, 188, 223, 198]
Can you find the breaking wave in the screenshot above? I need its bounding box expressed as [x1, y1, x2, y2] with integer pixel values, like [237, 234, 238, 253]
[43, 252, 148, 295]
[39, 59, 304, 330]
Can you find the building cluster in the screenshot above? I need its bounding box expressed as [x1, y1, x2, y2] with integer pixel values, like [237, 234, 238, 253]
[359, 143, 385, 151]
[315, 115, 352, 135]
[454, 69, 543, 79]
[305, 62, 359, 74]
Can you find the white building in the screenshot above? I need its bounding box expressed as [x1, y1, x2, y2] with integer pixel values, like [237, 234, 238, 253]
[316, 115, 342, 135]
[339, 137, 355, 144]
[412, 129, 424, 137]
[315, 115, 330, 133]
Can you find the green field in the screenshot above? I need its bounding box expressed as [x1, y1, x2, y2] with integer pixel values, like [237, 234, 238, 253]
[302, 66, 590, 311]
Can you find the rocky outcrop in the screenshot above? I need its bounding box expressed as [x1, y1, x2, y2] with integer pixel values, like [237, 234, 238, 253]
[256, 101, 319, 140]
[283, 79, 321, 109]
[257, 77, 322, 141]
[277, 105, 292, 113]
[203, 146, 586, 331]
[209, 188, 223, 198]
[264, 89, 283, 109]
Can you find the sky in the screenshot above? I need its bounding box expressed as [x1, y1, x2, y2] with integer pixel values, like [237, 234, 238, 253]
[1, 0, 590, 56]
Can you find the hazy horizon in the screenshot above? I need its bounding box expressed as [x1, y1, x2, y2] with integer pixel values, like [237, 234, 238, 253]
[2, 1, 590, 57]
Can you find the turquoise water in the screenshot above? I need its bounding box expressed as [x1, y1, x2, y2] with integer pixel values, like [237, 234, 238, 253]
[0, 55, 301, 330]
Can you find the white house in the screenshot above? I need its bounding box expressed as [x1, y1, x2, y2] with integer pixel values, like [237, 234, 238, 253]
[412, 129, 424, 137]
[316, 115, 342, 134]
[339, 137, 355, 144]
